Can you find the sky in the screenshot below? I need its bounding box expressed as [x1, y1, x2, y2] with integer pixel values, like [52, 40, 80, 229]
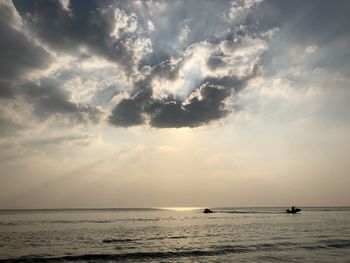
[0, 0, 349, 208]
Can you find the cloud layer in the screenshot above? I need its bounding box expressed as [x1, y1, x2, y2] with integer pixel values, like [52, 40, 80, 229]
[0, 0, 270, 130]
[1, 0, 350, 132]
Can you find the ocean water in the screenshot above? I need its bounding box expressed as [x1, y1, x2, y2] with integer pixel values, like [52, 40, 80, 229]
[0, 207, 349, 262]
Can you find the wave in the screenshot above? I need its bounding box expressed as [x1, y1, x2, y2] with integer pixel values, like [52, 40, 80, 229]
[321, 239, 350, 249]
[102, 238, 140, 243]
[102, 235, 191, 243]
[0, 218, 164, 226]
[0, 248, 263, 262]
[2, 239, 349, 262]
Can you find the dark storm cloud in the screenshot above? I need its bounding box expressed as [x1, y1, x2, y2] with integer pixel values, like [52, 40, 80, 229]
[150, 83, 233, 128]
[109, 59, 258, 128]
[110, 98, 144, 126]
[109, 82, 234, 128]
[109, 81, 152, 127]
[0, 1, 51, 97]
[21, 78, 102, 124]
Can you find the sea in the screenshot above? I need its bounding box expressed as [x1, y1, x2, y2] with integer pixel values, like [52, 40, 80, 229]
[0, 207, 349, 262]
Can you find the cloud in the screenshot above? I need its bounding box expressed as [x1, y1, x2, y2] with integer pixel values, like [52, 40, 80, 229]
[7, 0, 273, 129]
[0, 80, 15, 98]
[13, 0, 152, 71]
[21, 77, 102, 124]
[0, 116, 24, 136]
[109, 32, 265, 128]
[256, 0, 350, 77]
[109, 96, 145, 127]
[224, 0, 263, 23]
[26, 134, 95, 147]
[150, 82, 234, 128]
[109, 65, 257, 128]
[0, 1, 51, 96]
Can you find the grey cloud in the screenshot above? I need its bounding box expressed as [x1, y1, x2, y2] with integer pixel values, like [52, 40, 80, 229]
[13, 0, 149, 71]
[109, 86, 151, 127]
[255, 0, 350, 44]
[0, 116, 24, 136]
[150, 83, 233, 128]
[110, 98, 144, 127]
[92, 85, 121, 106]
[207, 56, 226, 70]
[109, 80, 236, 128]
[26, 134, 95, 147]
[0, 24, 50, 80]
[0, 80, 15, 98]
[0, 1, 51, 97]
[21, 78, 102, 124]
[148, 58, 184, 81]
[255, 0, 350, 76]
[204, 58, 260, 92]
[109, 37, 261, 128]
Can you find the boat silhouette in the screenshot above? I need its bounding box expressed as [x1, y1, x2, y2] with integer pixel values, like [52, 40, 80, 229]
[203, 208, 214, 213]
[286, 206, 301, 214]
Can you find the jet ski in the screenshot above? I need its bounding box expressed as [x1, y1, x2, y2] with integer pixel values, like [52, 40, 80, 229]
[286, 206, 301, 214]
[203, 208, 214, 213]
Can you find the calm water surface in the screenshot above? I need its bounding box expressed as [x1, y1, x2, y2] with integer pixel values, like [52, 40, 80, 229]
[0, 207, 349, 262]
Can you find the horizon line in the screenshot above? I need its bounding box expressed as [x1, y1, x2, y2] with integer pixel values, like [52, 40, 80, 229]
[1, 205, 349, 211]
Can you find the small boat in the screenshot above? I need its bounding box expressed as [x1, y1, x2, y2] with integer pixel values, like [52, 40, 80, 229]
[203, 208, 214, 213]
[286, 206, 301, 214]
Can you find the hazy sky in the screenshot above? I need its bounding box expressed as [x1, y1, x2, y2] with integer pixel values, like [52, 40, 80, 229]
[1, 0, 349, 208]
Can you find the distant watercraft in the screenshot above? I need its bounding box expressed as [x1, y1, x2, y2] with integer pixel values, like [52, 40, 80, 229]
[203, 208, 214, 213]
[286, 206, 301, 214]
